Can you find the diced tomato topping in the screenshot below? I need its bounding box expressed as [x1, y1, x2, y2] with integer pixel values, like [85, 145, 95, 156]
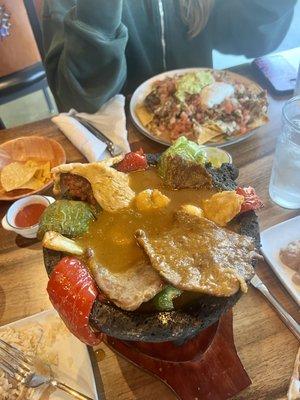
[224, 99, 234, 114]
[169, 118, 193, 140]
[47, 257, 104, 346]
[242, 110, 251, 125]
[239, 125, 247, 135]
[115, 150, 148, 173]
[236, 186, 264, 213]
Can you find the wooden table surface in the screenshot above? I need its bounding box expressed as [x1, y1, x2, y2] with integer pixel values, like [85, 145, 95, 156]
[0, 63, 299, 400]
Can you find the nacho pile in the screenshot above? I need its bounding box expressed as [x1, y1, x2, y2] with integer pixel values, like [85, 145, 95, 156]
[136, 69, 268, 145]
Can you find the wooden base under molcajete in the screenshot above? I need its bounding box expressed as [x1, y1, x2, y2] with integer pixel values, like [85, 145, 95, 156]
[106, 311, 251, 400]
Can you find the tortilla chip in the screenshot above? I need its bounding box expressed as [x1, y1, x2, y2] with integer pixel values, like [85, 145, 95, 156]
[206, 135, 225, 144]
[34, 161, 51, 183]
[52, 159, 135, 212]
[204, 123, 223, 133]
[136, 105, 153, 126]
[148, 122, 164, 137]
[22, 162, 51, 190]
[247, 115, 269, 131]
[0, 159, 52, 193]
[0, 162, 38, 192]
[196, 125, 222, 145]
[18, 177, 44, 190]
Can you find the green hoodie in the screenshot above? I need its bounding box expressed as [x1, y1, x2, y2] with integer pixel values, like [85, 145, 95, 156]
[42, 0, 296, 113]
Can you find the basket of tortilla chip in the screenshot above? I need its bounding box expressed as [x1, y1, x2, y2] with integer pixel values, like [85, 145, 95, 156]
[41, 138, 262, 345]
[0, 136, 66, 201]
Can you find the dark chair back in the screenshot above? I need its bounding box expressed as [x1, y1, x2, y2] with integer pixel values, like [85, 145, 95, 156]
[23, 0, 44, 59]
[0, 1, 55, 113]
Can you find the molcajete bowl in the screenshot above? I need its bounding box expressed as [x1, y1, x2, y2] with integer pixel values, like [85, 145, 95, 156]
[43, 154, 260, 342]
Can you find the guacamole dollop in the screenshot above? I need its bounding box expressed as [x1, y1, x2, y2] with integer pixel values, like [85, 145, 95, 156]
[175, 71, 214, 102]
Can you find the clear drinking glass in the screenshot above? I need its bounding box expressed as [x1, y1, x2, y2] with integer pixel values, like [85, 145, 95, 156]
[294, 62, 300, 96]
[269, 96, 300, 209]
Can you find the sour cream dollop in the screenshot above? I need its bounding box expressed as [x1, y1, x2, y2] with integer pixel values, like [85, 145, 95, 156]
[200, 82, 235, 109]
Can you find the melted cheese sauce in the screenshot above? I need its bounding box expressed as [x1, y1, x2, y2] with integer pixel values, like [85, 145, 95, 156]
[77, 168, 215, 273]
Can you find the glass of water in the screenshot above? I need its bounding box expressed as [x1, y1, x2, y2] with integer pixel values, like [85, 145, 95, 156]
[269, 96, 300, 209]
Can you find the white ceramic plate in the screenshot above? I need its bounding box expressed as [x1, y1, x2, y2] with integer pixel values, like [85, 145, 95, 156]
[261, 216, 300, 306]
[0, 309, 99, 400]
[129, 67, 266, 148]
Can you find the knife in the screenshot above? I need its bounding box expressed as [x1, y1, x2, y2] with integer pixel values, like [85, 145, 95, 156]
[73, 115, 123, 157]
[251, 274, 300, 341]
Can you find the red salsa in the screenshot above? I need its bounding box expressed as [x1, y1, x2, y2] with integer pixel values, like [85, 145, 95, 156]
[15, 203, 46, 228]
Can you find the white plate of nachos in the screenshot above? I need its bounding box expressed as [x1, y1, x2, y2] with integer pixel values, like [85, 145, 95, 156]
[130, 68, 269, 148]
[0, 309, 100, 400]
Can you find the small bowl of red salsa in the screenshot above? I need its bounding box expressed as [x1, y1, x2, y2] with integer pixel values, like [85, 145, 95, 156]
[2, 195, 55, 238]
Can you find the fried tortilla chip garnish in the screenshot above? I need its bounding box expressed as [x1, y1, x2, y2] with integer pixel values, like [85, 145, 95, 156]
[135, 189, 170, 211]
[135, 213, 255, 297]
[52, 158, 135, 212]
[42, 231, 84, 255]
[202, 191, 244, 227]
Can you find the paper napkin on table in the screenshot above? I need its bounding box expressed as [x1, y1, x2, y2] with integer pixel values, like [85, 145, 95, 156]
[51, 94, 130, 162]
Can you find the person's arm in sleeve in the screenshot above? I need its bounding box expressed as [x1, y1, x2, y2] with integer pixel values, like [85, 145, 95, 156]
[212, 0, 297, 58]
[43, 0, 128, 112]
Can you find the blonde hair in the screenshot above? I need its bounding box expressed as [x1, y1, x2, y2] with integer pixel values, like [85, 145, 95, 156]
[179, 0, 215, 38]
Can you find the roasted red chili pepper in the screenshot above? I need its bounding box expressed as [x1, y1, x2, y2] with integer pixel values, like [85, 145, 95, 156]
[115, 150, 148, 173]
[47, 256, 103, 346]
[236, 186, 263, 213]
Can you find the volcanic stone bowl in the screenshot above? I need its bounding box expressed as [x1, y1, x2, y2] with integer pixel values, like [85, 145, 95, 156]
[43, 156, 260, 343]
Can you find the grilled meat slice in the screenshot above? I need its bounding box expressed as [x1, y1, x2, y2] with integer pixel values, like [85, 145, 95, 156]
[88, 257, 163, 311]
[136, 212, 256, 297]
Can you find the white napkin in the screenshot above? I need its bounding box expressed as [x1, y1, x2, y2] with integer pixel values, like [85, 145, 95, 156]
[51, 95, 130, 162]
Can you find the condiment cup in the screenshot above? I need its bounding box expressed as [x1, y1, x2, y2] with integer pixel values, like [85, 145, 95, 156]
[1, 195, 55, 238]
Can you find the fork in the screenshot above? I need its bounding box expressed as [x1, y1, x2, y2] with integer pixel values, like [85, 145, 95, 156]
[251, 274, 300, 341]
[0, 338, 93, 400]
